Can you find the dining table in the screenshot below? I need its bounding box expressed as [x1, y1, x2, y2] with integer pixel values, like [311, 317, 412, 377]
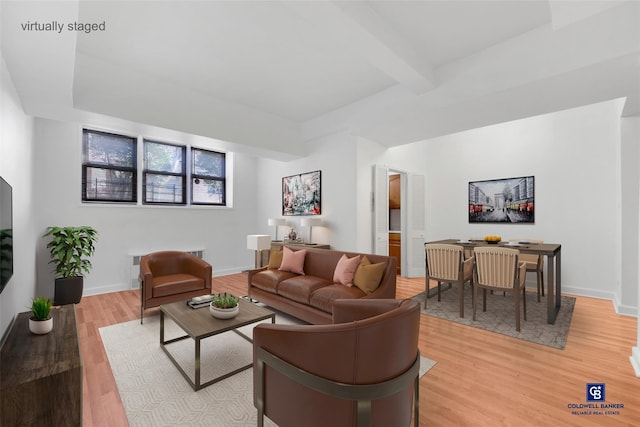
[427, 239, 562, 325]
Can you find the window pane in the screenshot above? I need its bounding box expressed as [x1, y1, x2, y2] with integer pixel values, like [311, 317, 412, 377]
[145, 174, 184, 203]
[85, 132, 135, 167]
[192, 178, 224, 204]
[145, 142, 184, 173]
[84, 167, 135, 201]
[193, 149, 224, 177]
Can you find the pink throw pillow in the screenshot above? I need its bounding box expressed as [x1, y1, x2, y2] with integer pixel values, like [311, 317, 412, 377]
[278, 246, 307, 275]
[333, 254, 361, 286]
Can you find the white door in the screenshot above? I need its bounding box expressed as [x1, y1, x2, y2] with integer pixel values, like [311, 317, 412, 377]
[373, 165, 389, 255]
[405, 173, 425, 277]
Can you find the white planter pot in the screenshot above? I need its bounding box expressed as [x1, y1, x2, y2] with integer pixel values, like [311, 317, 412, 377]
[210, 304, 239, 319]
[29, 317, 53, 334]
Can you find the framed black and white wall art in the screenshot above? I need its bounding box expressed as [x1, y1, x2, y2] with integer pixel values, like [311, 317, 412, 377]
[469, 176, 534, 223]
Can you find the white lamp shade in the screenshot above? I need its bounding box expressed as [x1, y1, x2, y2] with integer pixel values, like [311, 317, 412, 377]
[300, 217, 321, 227]
[268, 218, 286, 227]
[247, 234, 271, 251]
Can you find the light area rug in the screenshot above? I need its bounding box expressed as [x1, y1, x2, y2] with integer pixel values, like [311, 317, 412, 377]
[411, 287, 575, 349]
[100, 310, 436, 427]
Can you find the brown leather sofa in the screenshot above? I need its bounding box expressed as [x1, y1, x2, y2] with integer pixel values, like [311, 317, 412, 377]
[247, 247, 397, 324]
[139, 251, 212, 323]
[253, 299, 421, 427]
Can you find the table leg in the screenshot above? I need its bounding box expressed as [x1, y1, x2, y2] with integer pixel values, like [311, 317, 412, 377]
[556, 249, 562, 309]
[195, 338, 201, 390]
[160, 310, 164, 344]
[546, 254, 561, 324]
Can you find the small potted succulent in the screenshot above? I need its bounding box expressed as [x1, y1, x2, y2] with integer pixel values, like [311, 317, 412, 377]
[209, 293, 240, 319]
[29, 296, 53, 334]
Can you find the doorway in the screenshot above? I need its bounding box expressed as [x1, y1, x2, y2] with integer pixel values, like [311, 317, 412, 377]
[373, 165, 425, 278]
[388, 173, 402, 275]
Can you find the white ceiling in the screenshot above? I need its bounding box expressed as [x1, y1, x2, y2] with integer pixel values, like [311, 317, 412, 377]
[2, 0, 639, 159]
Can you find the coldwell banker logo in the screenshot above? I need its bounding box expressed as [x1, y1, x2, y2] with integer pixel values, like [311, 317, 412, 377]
[587, 383, 605, 402]
[567, 383, 624, 416]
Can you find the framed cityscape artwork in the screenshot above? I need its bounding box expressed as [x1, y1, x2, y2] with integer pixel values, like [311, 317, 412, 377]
[282, 170, 321, 216]
[468, 176, 534, 223]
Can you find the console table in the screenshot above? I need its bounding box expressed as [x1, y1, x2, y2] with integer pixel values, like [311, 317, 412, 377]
[261, 242, 331, 265]
[0, 305, 82, 426]
[271, 241, 331, 251]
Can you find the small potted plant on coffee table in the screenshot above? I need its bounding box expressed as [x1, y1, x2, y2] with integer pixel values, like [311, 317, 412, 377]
[209, 293, 240, 319]
[29, 296, 53, 334]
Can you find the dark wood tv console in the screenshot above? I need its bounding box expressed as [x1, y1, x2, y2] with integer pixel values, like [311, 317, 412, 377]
[0, 304, 82, 426]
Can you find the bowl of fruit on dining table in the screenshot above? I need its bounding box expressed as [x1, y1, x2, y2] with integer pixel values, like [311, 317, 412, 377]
[484, 235, 502, 244]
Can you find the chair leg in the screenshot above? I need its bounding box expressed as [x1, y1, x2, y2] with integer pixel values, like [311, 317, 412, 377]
[482, 288, 487, 312]
[472, 285, 478, 321]
[437, 282, 442, 301]
[458, 282, 464, 318]
[514, 290, 520, 332]
[539, 269, 545, 298]
[523, 287, 527, 321]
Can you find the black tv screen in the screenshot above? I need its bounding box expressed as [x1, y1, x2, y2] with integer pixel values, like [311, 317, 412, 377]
[0, 176, 13, 292]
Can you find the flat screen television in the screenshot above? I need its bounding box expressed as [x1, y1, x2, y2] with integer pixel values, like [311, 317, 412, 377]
[0, 176, 13, 293]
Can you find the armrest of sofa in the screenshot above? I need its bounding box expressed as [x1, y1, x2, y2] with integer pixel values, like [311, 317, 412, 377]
[247, 266, 268, 282]
[332, 299, 403, 324]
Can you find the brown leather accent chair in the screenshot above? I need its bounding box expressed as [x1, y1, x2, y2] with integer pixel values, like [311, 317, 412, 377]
[253, 299, 421, 427]
[139, 251, 212, 323]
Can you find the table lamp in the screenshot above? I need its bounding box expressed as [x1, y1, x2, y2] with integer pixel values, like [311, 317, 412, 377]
[267, 218, 286, 241]
[247, 234, 271, 268]
[300, 217, 321, 244]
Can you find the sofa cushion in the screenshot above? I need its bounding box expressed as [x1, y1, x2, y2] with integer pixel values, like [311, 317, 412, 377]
[353, 257, 386, 295]
[279, 247, 307, 275]
[252, 270, 297, 294]
[268, 250, 283, 269]
[309, 284, 366, 313]
[152, 274, 204, 297]
[277, 275, 333, 305]
[333, 254, 361, 286]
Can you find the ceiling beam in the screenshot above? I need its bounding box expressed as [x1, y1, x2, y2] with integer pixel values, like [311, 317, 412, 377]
[285, 1, 435, 94]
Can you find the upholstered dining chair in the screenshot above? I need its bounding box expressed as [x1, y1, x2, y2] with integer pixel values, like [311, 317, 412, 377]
[509, 238, 544, 302]
[424, 243, 474, 317]
[253, 299, 421, 427]
[472, 246, 527, 331]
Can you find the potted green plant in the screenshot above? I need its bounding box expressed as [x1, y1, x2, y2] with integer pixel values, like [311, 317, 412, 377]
[29, 296, 53, 334]
[209, 293, 240, 319]
[43, 226, 98, 305]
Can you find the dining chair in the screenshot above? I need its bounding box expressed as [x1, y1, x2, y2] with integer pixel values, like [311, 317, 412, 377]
[425, 243, 474, 317]
[472, 246, 527, 331]
[509, 238, 544, 302]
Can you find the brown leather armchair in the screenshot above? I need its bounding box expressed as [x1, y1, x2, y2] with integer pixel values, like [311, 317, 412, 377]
[139, 251, 212, 323]
[253, 299, 421, 427]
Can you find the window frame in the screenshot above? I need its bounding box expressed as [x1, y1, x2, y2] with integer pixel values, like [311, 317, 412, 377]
[190, 147, 226, 206]
[142, 139, 187, 206]
[81, 129, 138, 204]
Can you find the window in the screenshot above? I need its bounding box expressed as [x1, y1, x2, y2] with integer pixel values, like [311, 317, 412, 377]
[81, 128, 229, 207]
[143, 140, 186, 205]
[82, 129, 137, 203]
[191, 148, 226, 205]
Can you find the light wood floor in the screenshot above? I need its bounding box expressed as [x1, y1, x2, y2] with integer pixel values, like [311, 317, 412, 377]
[76, 274, 640, 426]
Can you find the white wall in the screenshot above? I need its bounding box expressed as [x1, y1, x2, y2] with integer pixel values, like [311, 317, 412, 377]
[31, 117, 260, 299]
[255, 131, 359, 252]
[0, 56, 38, 338]
[381, 99, 635, 311]
[621, 115, 640, 315]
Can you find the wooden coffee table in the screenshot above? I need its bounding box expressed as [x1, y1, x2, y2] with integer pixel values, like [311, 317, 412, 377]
[160, 297, 275, 391]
